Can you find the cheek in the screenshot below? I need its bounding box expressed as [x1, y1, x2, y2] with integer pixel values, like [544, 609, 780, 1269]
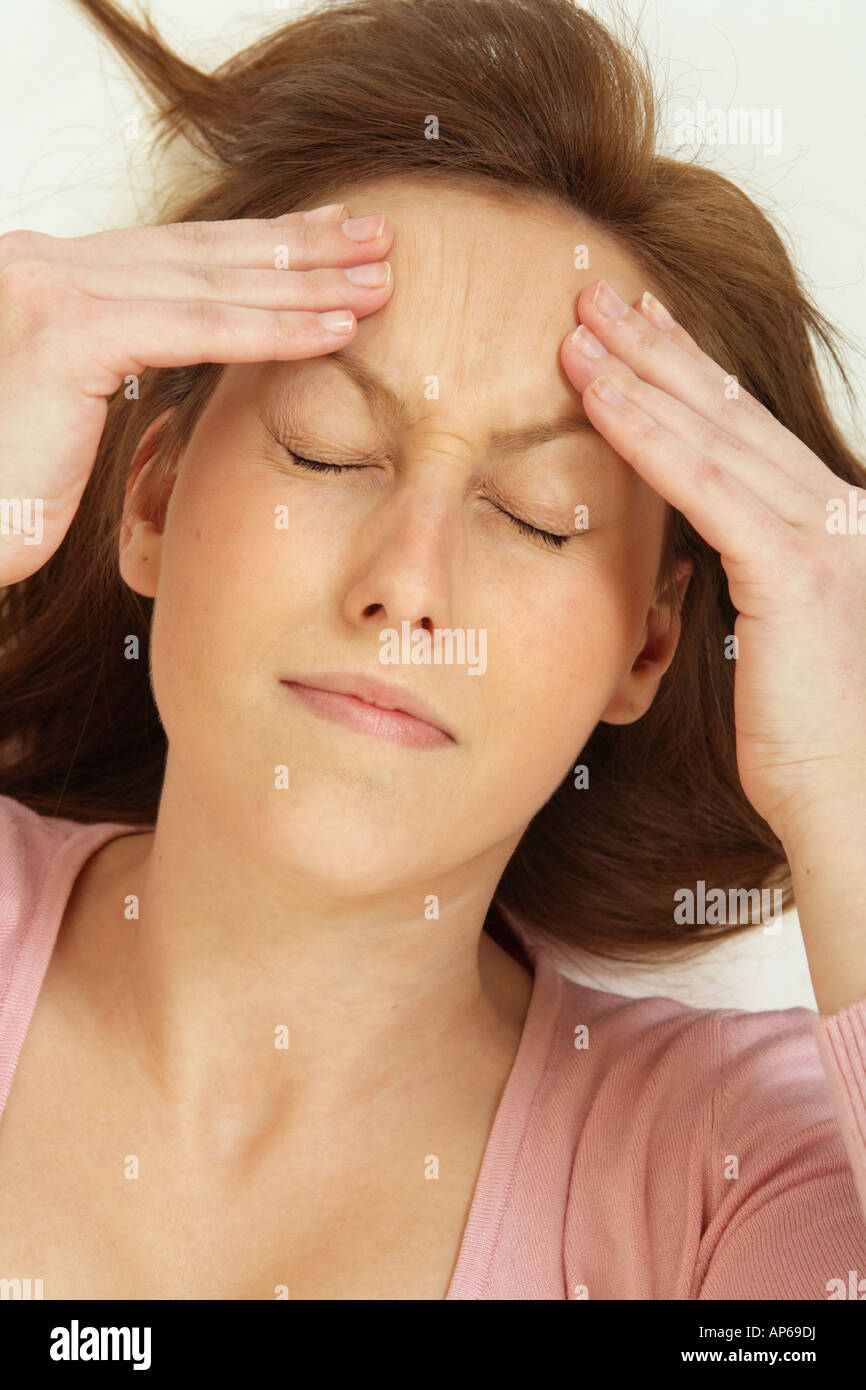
[158, 468, 324, 631]
[506, 541, 652, 689]
[146, 473, 278, 732]
[495, 517, 661, 763]
[482, 590, 614, 788]
[504, 594, 626, 730]
[148, 460, 350, 746]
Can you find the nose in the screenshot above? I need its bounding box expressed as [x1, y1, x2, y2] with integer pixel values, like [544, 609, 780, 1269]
[341, 456, 468, 636]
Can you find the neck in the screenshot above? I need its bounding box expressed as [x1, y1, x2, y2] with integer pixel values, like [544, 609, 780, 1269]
[59, 763, 534, 1166]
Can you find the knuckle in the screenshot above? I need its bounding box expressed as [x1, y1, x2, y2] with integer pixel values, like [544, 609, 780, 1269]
[272, 309, 341, 352]
[0, 259, 67, 336]
[266, 225, 306, 271]
[0, 228, 49, 267]
[283, 266, 314, 295]
[273, 220, 333, 270]
[189, 261, 227, 293]
[699, 417, 744, 458]
[0, 256, 56, 296]
[795, 544, 839, 598]
[666, 320, 692, 346]
[289, 221, 317, 260]
[694, 454, 726, 490]
[168, 219, 214, 254]
[718, 384, 761, 425]
[634, 421, 670, 465]
[270, 309, 305, 343]
[184, 297, 223, 331]
[632, 326, 658, 356]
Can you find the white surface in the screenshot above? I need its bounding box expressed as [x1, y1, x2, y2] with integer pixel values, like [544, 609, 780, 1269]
[3, 0, 863, 1010]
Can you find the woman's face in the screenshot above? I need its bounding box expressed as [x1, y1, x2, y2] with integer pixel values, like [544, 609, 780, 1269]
[121, 177, 681, 892]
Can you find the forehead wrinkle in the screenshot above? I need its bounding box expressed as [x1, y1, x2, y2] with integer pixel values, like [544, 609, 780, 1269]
[284, 212, 600, 449]
[352, 223, 596, 446]
[391, 209, 508, 376]
[325, 348, 596, 454]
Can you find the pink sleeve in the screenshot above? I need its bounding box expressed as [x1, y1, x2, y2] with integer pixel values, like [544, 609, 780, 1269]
[694, 998, 866, 1300]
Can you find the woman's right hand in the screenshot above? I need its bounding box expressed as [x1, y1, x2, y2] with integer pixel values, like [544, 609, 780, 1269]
[0, 204, 393, 585]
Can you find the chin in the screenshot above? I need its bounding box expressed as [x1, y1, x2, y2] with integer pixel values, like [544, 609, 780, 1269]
[253, 785, 432, 894]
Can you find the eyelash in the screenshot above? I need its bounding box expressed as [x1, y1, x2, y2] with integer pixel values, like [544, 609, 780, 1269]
[284, 452, 573, 550]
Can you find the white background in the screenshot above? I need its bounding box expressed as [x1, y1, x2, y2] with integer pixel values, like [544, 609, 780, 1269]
[2, 0, 864, 1009]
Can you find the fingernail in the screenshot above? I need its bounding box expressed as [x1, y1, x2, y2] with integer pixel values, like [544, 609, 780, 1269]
[593, 280, 628, 319]
[570, 324, 606, 357]
[344, 260, 392, 286]
[641, 290, 677, 331]
[592, 376, 624, 405]
[316, 310, 355, 333]
[303, 202, 346, 223]
[342, 215, 386, 241]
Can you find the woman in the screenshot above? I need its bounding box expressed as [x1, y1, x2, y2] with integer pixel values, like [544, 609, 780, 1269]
[0, 0, 864, 1300]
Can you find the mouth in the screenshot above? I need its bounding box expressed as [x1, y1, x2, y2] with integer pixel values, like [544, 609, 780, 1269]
[280, 674, 456, 748]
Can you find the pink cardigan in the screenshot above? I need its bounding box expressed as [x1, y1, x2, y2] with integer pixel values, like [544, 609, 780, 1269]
[2, 791, 865, 1300]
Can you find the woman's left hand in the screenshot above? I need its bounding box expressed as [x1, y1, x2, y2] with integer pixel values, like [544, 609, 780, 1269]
[560, 278, 866, 854]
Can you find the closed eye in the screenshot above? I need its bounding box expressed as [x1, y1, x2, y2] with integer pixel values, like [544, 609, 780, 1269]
[284, 451, 575, 551]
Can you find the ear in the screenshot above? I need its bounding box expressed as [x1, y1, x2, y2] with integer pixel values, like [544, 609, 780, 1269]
[598, 555, 694, 725]
[118, 409, 177, 599]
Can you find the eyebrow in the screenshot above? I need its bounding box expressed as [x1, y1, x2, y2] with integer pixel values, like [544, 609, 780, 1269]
[326, 348, 596, 455]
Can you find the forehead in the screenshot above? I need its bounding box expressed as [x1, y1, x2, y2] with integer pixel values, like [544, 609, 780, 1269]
[249, 175, 650, 442]
[322, 171, 648, 307]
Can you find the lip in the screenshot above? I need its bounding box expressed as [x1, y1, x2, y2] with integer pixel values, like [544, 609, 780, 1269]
[280, 672, 456, 746]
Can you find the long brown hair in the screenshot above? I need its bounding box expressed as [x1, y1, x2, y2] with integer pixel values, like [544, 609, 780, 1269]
[2, 0, 863, 969]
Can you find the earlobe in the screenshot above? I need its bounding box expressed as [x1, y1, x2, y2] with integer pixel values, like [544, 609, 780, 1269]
[118, 516, 164, 598]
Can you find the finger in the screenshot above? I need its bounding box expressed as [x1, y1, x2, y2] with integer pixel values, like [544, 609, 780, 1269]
[57, 260, 393, 311]
[567, 279, 830, 497]
[67, 297, 362, 395]
[577, 369, 793, 574]
[0, 213, 393, 272]
[564, 326, 817, 525]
